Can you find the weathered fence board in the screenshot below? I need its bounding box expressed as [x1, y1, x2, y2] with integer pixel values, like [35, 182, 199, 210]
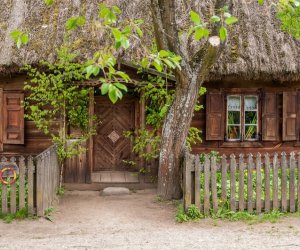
[0, 145, 59, 216]
[183, 151, 300, 215]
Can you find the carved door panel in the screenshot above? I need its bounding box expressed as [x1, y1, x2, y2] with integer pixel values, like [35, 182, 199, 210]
[94, 97, 135, 171]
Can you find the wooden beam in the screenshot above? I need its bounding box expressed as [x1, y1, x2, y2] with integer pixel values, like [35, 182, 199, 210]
[87, 88, 94, 183]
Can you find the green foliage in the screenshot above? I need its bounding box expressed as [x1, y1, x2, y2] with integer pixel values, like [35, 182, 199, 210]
[44, 207, 55, 221]
[44, 0, 54, 6]
[277, 0, 300, 38]
[84, 4, 144, 103]
[140, 50, 182, 73]
[176, 204, 203, 223]
[186, 127, 202, 151]
[188, 6, 238, 42]
[23, 46, 96, 164]
[211, 202, 284, 224]
[124, 129, 160, 161]
[9, 30, 29, 48]
[56, 186, 65, 196]
[66, 16, 86, 30]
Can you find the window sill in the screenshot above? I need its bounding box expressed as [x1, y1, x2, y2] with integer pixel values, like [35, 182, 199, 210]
[220, 141, 263, 148]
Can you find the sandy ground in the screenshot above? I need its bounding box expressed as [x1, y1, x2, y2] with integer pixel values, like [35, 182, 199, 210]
[1, 190, 300, 250]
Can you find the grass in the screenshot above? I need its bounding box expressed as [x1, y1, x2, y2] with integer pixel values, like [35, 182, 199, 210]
[176, 202, 287, 224]
[0, 177, 31, 222]
[0, 208, 36, 223]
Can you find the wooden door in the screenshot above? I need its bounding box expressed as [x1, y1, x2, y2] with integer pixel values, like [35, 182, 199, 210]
[93, 97, 136, 171]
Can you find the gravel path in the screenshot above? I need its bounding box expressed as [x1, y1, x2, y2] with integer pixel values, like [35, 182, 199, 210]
[1, 189, 300, 250]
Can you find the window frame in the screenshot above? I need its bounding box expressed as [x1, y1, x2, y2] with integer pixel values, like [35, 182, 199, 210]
[226, 93, 260, 142]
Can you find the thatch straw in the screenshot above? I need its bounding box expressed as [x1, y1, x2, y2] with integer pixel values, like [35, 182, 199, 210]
[0, 0, 300, 82]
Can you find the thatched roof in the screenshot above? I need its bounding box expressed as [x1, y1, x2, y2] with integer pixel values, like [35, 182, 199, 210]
[1, 0, 300, 82]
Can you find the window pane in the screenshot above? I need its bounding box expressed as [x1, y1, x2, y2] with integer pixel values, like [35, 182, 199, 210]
[228, 96, 241, 111]
[228, 111, 240, 124]
[245, 96, 257, 111]
[245, 125, 258, 140]
[227, 126, 240, 140]
[245, 111, 257, 124]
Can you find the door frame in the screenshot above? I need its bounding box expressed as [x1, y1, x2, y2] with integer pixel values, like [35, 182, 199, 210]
[86, 89, 144, 182]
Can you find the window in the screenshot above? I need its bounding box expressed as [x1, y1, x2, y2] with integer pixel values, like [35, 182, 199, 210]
[226, 95, 258, 141]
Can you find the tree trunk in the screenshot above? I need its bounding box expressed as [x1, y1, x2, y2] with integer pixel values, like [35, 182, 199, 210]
[157, 74, 200, 199]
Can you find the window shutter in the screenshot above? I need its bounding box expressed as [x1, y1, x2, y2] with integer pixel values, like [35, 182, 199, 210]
[3, 92, 24, 144]
[206, 91, 224, 140]
[282, 92, 297, 141]
[0, 89, 3, 151]
[262, 92, 279, 141]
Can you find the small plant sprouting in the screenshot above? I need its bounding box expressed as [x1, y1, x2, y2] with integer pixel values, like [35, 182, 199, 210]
[44, 207, 55, 222]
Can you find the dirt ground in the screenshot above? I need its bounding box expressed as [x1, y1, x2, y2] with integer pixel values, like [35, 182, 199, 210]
[1, 189, 300, 250]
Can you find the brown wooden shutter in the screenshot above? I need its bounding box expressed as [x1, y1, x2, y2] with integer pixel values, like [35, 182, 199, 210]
[3, 92, 24, 144]
[262, 92, 279, 141]
[0, 89, 3, 151]
[206, 91, 224, 140]
[283, 92, 297, 141]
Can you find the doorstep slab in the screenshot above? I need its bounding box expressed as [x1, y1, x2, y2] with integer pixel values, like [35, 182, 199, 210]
[101, 187, 131, 196]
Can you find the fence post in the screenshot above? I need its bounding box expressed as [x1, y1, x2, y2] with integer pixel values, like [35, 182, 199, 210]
[256, 153, 262, 214]
[230, 154, 236, 212]
[221, 155, 227, 202]
[27, 156, 35, 215]
[1, 157, 8, 214]
[273, 153, 279, 210]
[239, 154, 245, 211]
[211, 156, 218, 214]
[264, 153, 271, 212]
[281, 152, 287, 212]
[290, 152, 296, 212]
[183, 151, 192, 211]
[9, 157, 17, 214]
[36, 154, 44, 216]
[247, 154, 254, 213]
[194, 155, 201, 211]
[203, 154, 210, 216]
[19, 156, 26, 210]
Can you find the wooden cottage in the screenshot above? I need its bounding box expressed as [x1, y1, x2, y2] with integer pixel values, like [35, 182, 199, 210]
[1, 1, 300, 189]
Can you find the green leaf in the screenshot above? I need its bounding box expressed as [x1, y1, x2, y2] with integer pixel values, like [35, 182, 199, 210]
[225, 16, 238, 25]
[101, 83, 110, 95]
[190, 11, 201, 25]
[16, 38, 22, 49]
[159, 50, 169, 57]
[121, 39, 130, 49]
[112, 28, 122, 40]
[115, 89, 123, 99]
[122, 25, 131, 35]
[116, 71, 130, 82]
[85, 65, 94, 78]
[20, 33, 29, 44]
[44, 0, 54, 6]
[9, 30, 21, 39]
[219, 26, 227, 42]
[153, 59, 163, 72]
[114, 82, 128, 91]
[258, 0, 264, 5]
[108, 87, 118, 103]
[194, 28, 209, 40]
[141, 58, 149, 68]
[66, 16, 86, 30]
[135, 26, 143, 37]
[210, 15, 221, 23]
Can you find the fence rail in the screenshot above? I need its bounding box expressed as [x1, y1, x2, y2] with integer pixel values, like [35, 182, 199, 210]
[183, 152, 300, 215]
[0, 145, 59, 216]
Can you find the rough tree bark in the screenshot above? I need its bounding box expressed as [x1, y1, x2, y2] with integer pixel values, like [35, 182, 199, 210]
[150, 0, 226, 199]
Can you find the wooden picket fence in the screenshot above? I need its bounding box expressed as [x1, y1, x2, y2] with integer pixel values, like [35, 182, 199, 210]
[0, 145, 60, 216]
[183, 152, 300, 215]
